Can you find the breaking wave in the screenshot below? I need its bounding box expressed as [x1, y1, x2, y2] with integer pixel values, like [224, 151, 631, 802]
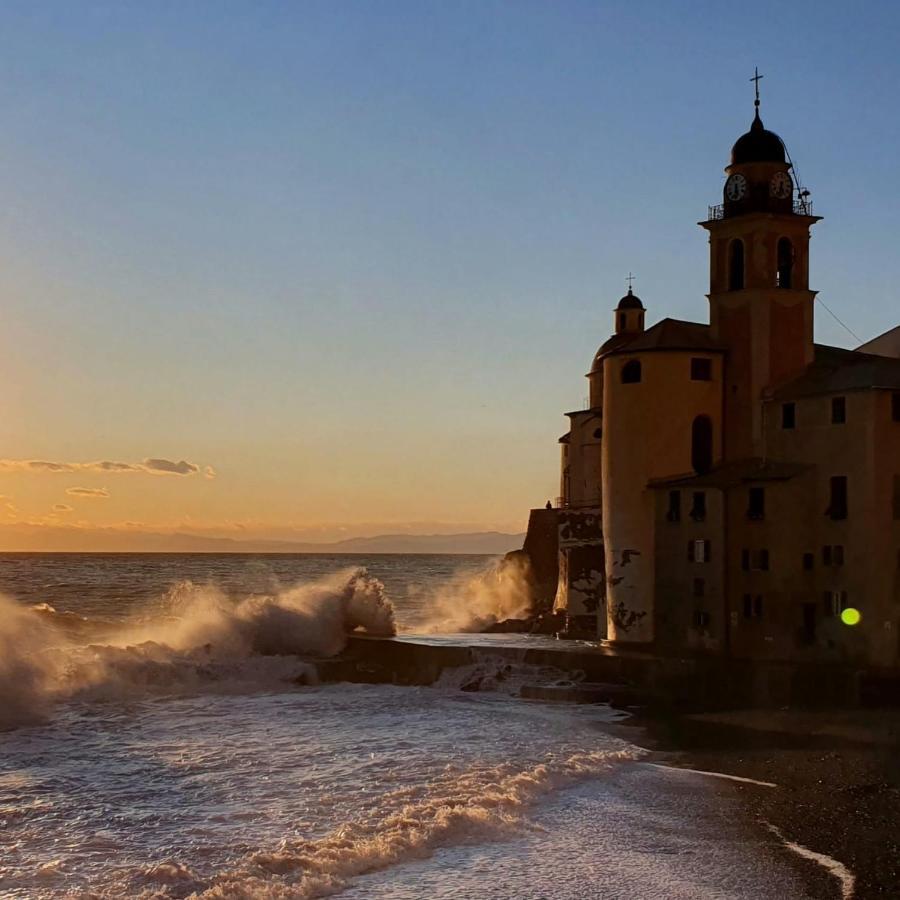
[121, 745, 642, 899]
[413, 555, 533, 633]
[0, 568, 395, 729]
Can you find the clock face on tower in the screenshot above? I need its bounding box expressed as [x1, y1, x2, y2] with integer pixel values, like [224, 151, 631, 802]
[725, 173, 747, 201]
[770, 171, 792, 199]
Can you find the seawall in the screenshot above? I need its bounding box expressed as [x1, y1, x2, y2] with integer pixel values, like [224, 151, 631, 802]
[320, 634, 900, 710]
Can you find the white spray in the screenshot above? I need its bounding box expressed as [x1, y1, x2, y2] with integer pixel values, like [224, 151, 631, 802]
[414, 555, 534, 633]
[0, 568, 395, 729]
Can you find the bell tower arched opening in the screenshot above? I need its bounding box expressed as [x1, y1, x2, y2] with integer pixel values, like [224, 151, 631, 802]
[691, 415, 713, 475]
[777, 237, 794, 288]
[728, 239, 745, 291]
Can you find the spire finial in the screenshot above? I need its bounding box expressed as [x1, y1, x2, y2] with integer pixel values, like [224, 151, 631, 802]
[626, 272, 635, 293]
[751, 67, 763, 110]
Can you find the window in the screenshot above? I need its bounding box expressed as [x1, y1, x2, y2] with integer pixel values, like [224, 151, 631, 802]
[688, 539, 711, 563]
[618, 313, 626, 331]
[823, 591, 849, 617]
[893, 392, 900, 422]
[776, 238, 793, 288]
[743, 595, 764, 618]
[822, 545, 844, 567]
[803, 552, 814, 571]
[743, 549, 769, 571]
[747, 487, 765, 520]
[693, 577, 705, 598]
[689, 491, 707, 522]
[691, 358, 712, 381]
[621, 359, 642, 384]
[782, 403, 796, 430]
[666, 490, 681, 523]
[827, 476, 848, 520]
[693, 610, 711, 629]
[593, 427, 602, 439]
[831, 396, 846, 424]
[729, 239, 744, 291]
[691, 416, 713, 475]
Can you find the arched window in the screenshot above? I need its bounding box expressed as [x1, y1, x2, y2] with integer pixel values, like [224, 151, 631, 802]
[691, 415, 713, 475]
[621, 359, 642, 384]
[728, 239, 744, 291]
[618, 313, 627, 331]
[777, 238, 793, 288]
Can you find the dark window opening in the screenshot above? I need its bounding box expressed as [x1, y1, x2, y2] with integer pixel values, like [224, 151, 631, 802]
[831, 396, 846, 424]
[827, 476, 848, 520]
[893, 392, 900, 422]
[621, 359, 642, 384]
[693, 610, 711, 629]
[802, 552, 814, 571]
[823, 591, 849, 617]
[691, 358, 712, 381]
[691, 415, 713, 475]
[776, 237, 794, 288]
[689, 491, 707, 522]
[742, 595, 764, 619]
[666, 490, 681, 523]
[747, 487, 765, 520]
[782, 403, 796, 429]
[618, 313, 626, 331]
[688, 539, 711, 563]
[728, 239, 744, 291]
[822, 545, 845, 566]
[693, 578, 705, 598]
[744, 549, 769, 571]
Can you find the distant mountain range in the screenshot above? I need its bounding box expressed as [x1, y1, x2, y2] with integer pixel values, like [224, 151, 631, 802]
[0, 526, 526, 555]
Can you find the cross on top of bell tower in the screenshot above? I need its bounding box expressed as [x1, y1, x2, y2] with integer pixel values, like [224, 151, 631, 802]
[750, 67, 763, 111]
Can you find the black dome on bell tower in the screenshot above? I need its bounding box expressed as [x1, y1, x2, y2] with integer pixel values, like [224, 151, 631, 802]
[730, 110, 786, 165]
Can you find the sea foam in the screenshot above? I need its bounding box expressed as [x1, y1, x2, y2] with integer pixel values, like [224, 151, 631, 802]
[0, 568, 395, 728]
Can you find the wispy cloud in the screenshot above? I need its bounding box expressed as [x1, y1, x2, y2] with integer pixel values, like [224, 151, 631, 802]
[52, 503, 74, 513]
[0, 458, 210, 477]
[143, 458, 199, 476]
[65, 487, 110, 498]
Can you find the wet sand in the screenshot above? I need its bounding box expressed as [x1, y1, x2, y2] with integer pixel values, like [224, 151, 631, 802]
[622, 709, 900, 899]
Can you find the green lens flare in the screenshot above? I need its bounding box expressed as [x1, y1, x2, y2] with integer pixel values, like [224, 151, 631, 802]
[840, 607, 861, 626]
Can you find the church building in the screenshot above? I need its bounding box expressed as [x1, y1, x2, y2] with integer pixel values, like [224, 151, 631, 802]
[549, 90, 900, 669]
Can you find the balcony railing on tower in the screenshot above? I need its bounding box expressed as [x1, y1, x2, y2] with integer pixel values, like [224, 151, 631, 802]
[706, 197, 813, 221]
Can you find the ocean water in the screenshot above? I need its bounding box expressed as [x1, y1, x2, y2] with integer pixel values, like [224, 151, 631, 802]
[0, 554, 816, 898]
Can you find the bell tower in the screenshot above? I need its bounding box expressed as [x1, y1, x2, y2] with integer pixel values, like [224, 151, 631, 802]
[701, 73, 821, 460]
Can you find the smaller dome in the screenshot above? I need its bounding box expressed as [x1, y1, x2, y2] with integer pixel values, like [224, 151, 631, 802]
[730, 111, 786, 165]
[616, 287, 644, 311]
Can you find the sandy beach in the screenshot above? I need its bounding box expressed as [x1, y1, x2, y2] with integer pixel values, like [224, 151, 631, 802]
[626, 709, 900, 899]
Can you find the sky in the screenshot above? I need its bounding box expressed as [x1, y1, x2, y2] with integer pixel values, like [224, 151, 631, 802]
[0, 1, 898, 549]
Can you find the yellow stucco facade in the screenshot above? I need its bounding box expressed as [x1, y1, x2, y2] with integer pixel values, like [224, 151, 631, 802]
[552, 103, 900, 667]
